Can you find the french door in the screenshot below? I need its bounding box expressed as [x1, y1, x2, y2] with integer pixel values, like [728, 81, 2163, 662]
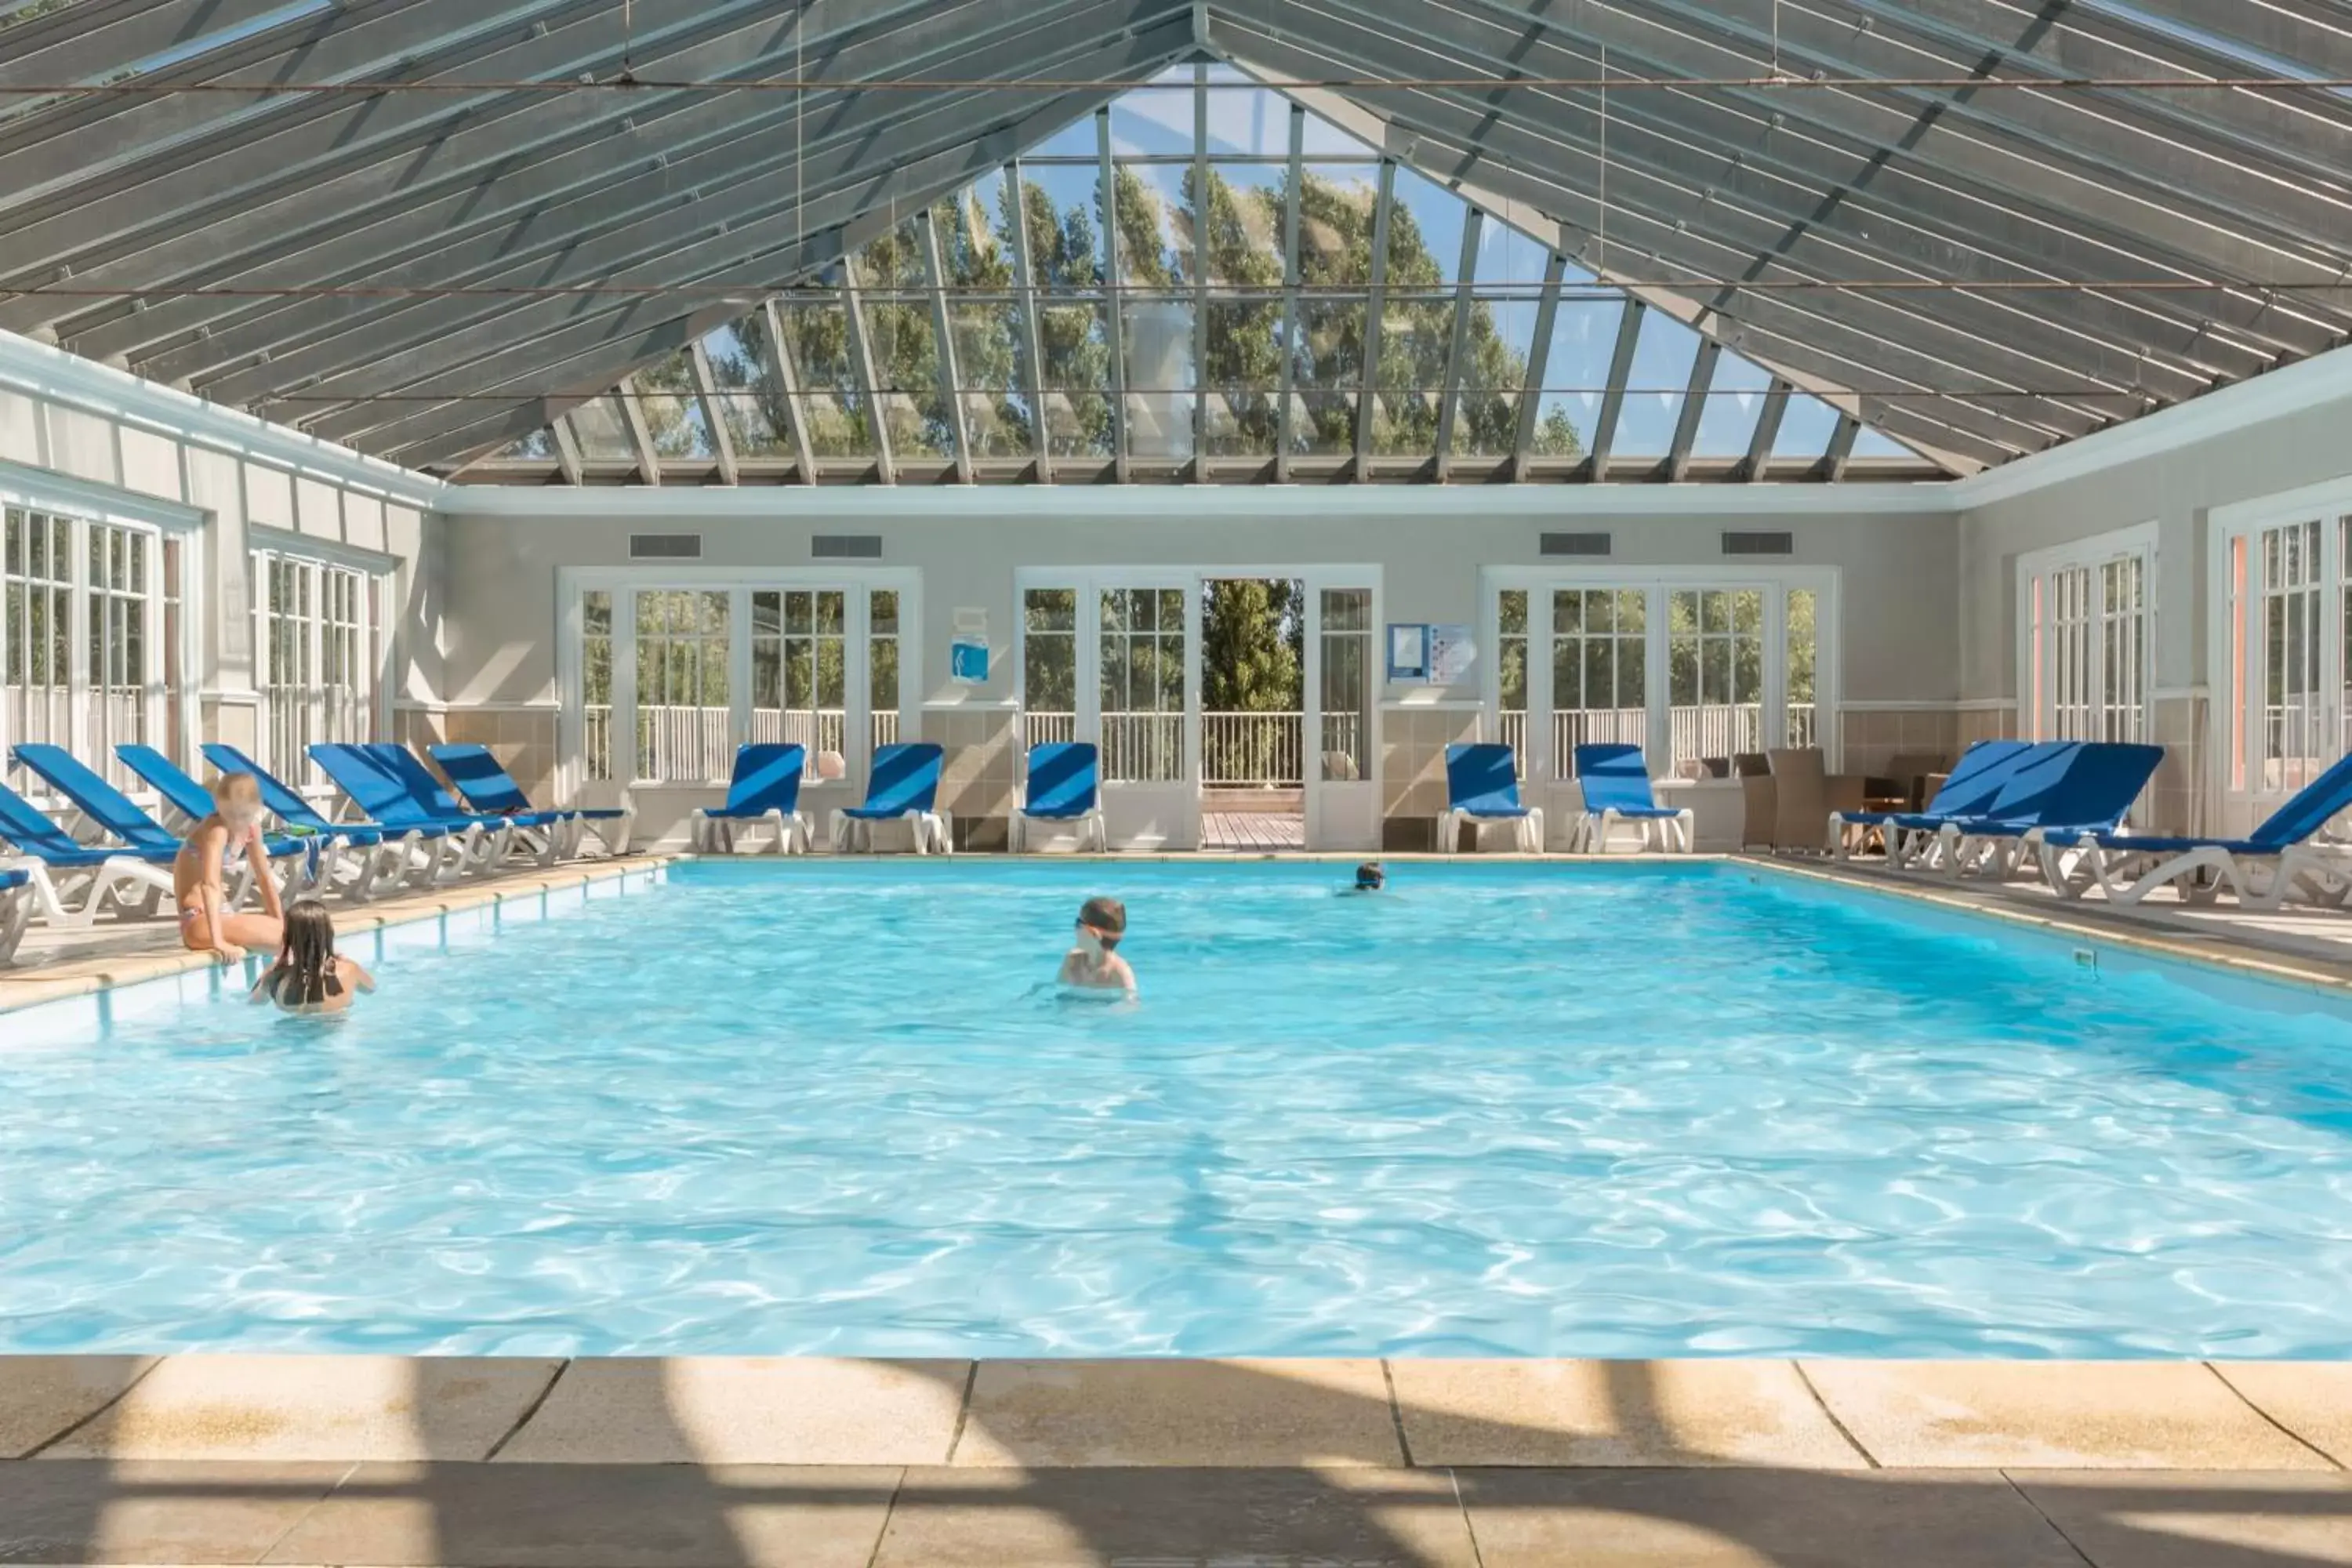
[2217, 511, 2347, 837]
[2017, 525, 2152, 746]
[561, 571, 918, 811]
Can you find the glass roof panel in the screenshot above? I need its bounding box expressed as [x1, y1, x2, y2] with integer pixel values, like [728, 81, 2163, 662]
[859, 297, 953, 459]
[1201, 164, 1287, 289]
[1530, 296, 1624, 462]
[1372, 295, 1453, 458]
[701, 317, 791, 459]
[1111, 162, 1192, 286]
[1122, 294, 1196, 462]
[949, 299, 1035, 459]
[1385, 166, 1465, 289]
[1471, 218, 1552, 292]
[1612, 308, 1703, 457]
[1026, 114, 1099, 160]
[1290, 296, 1365, 456]
[1691, 350, 1773, 458]
[1204, 296, 1285, 460]
[491, 429, 554, 461]
[934, 170, 1017, 289]
[1108, 64, 1194, 158]
[1852, 427, 1917, 460]
[1771, 390, 1842, 461]
[634, 350, 715, 461]
[1202, 64, 1290, 157]
[1035, 300, 1116, 459]
[775, 295, 874, 460]
[565, 394, 634, 463]
[1018, 163, 1108, 292]
[1451, 292, 1541, 458]
[1296, 165, 1381, 289]
[849, 218, 927, 292]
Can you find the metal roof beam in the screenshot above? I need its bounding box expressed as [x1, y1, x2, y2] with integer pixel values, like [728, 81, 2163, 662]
[1432, 207, 1483, 482]
[1272, 100, 1304, 482]
[1586, 296, 1642, 477]
[760, 298, 819, 486]
[1352, 158, 1397, 474]
[1004, 157, 1054, 484]
[550, 415, 585, 485]
[22, 0, 1036, 354]
[1821, 411, 1860, 482]
[1742, 379, 1788, 482]
[1508, 249, 1566, 479]
[688, 336, 737, 486]
[840, 270, 895, 485]
[1666, 337, 1719, 483]
[916, 207, 975, 485]
[1098, 103, 1131, 481]
[616, 373, 662, 486]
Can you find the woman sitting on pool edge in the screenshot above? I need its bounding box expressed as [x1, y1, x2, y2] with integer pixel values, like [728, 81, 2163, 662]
[1058, 895, 1136, 995]
[250, 899, 376, 1016]
[175, 770, 284, 965]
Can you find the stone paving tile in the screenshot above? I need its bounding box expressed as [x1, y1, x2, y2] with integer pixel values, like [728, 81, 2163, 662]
[2008, 1470, 2352, 1568]
[2210, 1363, 2352, 1466]
[42, 1356, 561, 1463]
[1388, 1358, 1867, 1468]
[263, 1461, 899, 1568]
[953, 1358, 1404, 1467]
[0, 1459, 347, 1564]
[871, 1466, 1477, 1567]
[0, 1356, 155, 1457]
[1454, 1466, 2090, 1568]
[1800, 1359, 2335, 1469]
[494, 1357, 969, 1465]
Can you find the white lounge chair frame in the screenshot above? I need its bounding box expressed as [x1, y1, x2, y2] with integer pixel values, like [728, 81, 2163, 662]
[830, 808, 952, 855]
[2031, 833, 2352, 912]
[1011, 804, 1107, 853]
[0, 875, 27, 964]
[691, 805, 812, 855]
[1436, 804, 1545, 854]
[1570, 806, 1693, 855]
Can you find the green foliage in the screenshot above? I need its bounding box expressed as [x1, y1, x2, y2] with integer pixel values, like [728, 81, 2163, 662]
[1201, 579, 1304, 712]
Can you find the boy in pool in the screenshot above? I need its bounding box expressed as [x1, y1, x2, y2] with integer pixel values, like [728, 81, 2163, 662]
[174, 771, 285, 966]
[1058, 895, 1136, 993]
[1351, 861, 1385, 892]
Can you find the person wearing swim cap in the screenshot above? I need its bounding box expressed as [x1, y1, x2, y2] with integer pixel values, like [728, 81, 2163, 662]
[1352, 861, 1385, 892]
[1058, 895, 1136, 993]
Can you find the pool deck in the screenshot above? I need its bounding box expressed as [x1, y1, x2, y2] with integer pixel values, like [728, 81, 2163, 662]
[0, 1354, 2347, 1564]
[5, 851, 2352, 1562]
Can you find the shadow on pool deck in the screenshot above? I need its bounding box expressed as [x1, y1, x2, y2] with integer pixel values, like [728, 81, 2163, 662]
[6, 1356, 2350, 1565]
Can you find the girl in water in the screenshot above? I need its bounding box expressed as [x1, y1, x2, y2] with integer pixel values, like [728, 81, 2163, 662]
[249, 899, 376, 1016]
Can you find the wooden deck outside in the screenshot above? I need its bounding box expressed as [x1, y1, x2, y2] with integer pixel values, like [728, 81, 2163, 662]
[1202, 811, 1305, 851]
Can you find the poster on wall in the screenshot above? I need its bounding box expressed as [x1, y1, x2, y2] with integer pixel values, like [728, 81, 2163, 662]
[949, 607, 990, 684]
[1427, 623, 1475, 684]
[1385, 622, 1430, 682]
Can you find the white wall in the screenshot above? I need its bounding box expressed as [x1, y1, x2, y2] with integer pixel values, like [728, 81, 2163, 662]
[437, 496, 1960, 713]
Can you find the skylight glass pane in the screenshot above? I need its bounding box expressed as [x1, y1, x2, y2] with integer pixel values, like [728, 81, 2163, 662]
[1451, 293, 1540, 458]
[1202, 67, 1289, 157]
[1530, 297, 1622, 461]
[860, 299, 953, 459]
[1300, 110, 1370, 158]
[1852, 427, 1916, 460]
[1691, 350, 1773, 457]
[1108, 65, 1193, 158]
[776, 296, 873, 459]
[1019, 163, 1107, 292]
[1026, 112, 1099, 160]
[1111, 163, 1192, 286]
[1384, 166, 1465, 289]
[1296, 165, 1381, 289]
[1371, 295, 1451, 457]
[1772, 390, 1842, 460]
[634, 350, 715, 461]
[949, 299, 1034, 459]
[1036, 301, 1115, 459]
[1202, 165, 1286, 288]
[849, 219, 926, 292]
[1204, 297, 1284, 457]
[934, 170, 1017, 289]
[1122, 295, 1196, 462]
[1290, 297, 1365, 456]
[565, 395, 634, 463]
[1471, 219, 1551, 292]
[1613, 309, 1702, 456]
[492, 429, 555, 461]
[700, 317, 791, 459]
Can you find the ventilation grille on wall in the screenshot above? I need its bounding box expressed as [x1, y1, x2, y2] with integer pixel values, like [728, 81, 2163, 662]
[1722, 531, 1795, 557]
[812, 534, 884, 559]
[629, 532, 702, 560]
[1540, 531, 1612, 557]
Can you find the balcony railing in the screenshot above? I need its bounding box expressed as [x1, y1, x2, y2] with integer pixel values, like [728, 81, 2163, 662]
[1203, 711, 1301, 789]
[1016, 711, 1363, 788]
[1497, 703, 1824, 776]
[586, 704, 895, 784]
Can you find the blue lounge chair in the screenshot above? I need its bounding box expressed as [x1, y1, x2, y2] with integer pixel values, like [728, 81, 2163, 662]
[430, 742, 633, 857]
[11, 742, 311, 895]
[201, 742, 462, 892]
[0, 866, 28, 964]
[119, 743, 405, 903]
[309, 743, 511, 875]
[364, 743, 567, 867]
[1438, 743, 1544, 854]
[1014, 742, 1105, 853]
[1931, 741, 2164, 880]
[688, 743, 810, 854]
[1831, 739, 2039, 866]
[2033, 749, 2352, 910]
[1570, 742, 1692, 854]
[836, 742, 949, 854]
[0, 779, 176, 927]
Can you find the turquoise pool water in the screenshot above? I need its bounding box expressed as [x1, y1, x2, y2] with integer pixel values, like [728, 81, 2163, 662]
[4, 859, 2350, 1358]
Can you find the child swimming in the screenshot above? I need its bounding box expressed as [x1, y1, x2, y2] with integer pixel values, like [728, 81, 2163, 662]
[250, 899, 376, 1015]
[1058, 895, 1137, 994]
[1352, 861, 1385, 892]
[175, 771, 285, 965]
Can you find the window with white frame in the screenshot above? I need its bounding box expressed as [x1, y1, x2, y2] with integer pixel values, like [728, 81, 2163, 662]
[2018, 524, 2153, 747]
[2216, 503, 2347, 830]
[4, 504, 187, 789]
[564, 573, 916, 793]
[253, 548, 387, 788]
[1487, 571, 1833, 779]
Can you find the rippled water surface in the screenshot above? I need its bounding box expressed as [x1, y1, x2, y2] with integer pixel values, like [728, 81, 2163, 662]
[5, 858, 2351, 1356]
